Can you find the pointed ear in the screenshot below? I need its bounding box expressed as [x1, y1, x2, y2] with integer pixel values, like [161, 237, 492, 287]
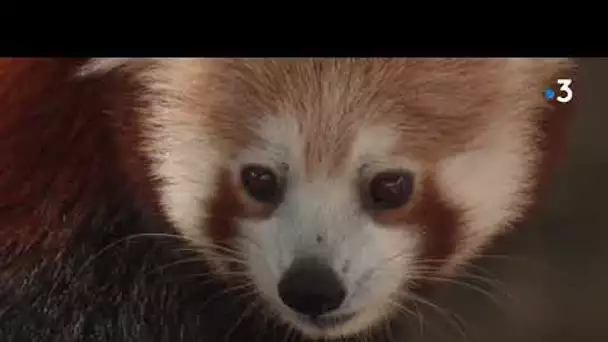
[78, 58, 162, 77]
[503, 58, 576, 85]
[77, 58, 133, 76]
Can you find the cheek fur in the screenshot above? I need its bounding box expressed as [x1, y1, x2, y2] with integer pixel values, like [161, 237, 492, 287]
[204, 170, 244, 245]
[204, 170, 275, 246]
[369, 176, 462, 275]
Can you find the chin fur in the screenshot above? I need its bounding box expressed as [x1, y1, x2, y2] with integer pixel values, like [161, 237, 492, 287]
[0, 58, 577, 341]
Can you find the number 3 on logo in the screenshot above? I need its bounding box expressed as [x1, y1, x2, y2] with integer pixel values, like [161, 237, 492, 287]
[556, 78, 573, 103]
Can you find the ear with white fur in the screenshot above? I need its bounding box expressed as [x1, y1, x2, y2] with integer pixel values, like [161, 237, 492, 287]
[78, 58, 163, 77]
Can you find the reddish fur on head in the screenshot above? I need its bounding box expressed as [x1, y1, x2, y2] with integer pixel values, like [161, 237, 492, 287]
[0, 58, 165, 275]
[0, 59, 112, 262]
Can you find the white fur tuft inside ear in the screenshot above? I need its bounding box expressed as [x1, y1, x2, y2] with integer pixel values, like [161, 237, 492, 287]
[77, 58, 135, 76]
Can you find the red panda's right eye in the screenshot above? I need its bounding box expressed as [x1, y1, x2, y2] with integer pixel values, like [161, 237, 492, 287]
[240, 164, 281, 204]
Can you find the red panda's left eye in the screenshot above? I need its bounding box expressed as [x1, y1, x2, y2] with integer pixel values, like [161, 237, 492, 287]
[241, 164, 281, 204]
[364, 170, 414, 210]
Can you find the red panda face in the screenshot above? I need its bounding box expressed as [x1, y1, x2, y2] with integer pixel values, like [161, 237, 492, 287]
[83, 58, 575, 339]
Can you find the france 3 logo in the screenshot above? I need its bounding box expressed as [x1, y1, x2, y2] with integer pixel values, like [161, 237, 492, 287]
[545, 79, 573, 103]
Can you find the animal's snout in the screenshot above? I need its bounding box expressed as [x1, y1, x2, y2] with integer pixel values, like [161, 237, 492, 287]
[278, 258, 346, 317]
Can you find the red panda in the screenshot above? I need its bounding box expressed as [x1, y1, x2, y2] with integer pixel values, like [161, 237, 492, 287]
[0, 58, 576, 341]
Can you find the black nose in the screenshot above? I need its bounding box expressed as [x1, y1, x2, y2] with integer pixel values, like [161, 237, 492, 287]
[278, 258, 346, 317]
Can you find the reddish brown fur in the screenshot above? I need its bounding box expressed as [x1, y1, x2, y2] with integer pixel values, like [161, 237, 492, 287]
[0, 59, 112, 261]
[0, 58, 163, 276]
[204, 171, 243, 243]
[97, 65, 166, 225]
[195, 59, 498, 176]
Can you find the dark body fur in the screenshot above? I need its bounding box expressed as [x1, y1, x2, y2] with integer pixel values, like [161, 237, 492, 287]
[0, 200, 297, 342]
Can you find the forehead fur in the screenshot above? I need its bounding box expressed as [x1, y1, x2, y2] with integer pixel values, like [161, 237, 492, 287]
[84, 57, 574, 171]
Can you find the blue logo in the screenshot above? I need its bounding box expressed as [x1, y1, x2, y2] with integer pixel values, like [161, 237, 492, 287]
[545, 88, 555, 100]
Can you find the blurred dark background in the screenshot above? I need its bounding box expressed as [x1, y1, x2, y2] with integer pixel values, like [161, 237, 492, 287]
[397, 58, 608, 342]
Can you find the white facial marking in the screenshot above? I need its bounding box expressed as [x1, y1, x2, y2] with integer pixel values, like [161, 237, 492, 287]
[436, 120, 535, 272]
[434, 58, 559, 272]
[235, 115, 422, 338]
[141, 60, 225, 246]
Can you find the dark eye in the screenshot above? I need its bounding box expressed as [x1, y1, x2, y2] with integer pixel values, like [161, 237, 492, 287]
[365, 170, 414, 210]
[241, 164, 281, 203]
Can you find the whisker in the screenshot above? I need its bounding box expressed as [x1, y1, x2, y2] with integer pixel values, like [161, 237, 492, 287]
[348, 245, 418, 300]
[405, 264, 512, 308]
[288, 323, 302, 342]
[178, 243, 245, 258]
[198, 282, 258, 312]
[161, 270, 253, 285]
[473, 253, 541, 264]
[412, 301, 425, 340]
[386, 297, 425, 339]
[176, 250, 243, 264]
[452, 264, 509, 290]
[420, 253, 547, 270]
[406, 291, 469, 341]
[223, 294, 262, 342]
[453, 273, 513, 301]
[369, 254, 516, 309]
[148, 256, 209, 275]
[385, 297, 423, 339]
[45, 232, 203, 302]
[408, 264, 512, 299]
[76, 233, 189, 274]
[383, 317, 396, 342]
[282, 319, 296, 342]
[202, 254, 250, 267]
[387, 298, 419, 321]
[415, 274, 508, 313]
